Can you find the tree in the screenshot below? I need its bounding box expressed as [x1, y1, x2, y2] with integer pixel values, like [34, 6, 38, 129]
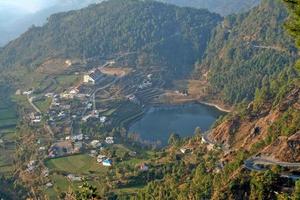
[168, 133, 181, 146]
[73, 181, 99, 200]
[194, 127, 202, 139]
[293, 180, 300, 200]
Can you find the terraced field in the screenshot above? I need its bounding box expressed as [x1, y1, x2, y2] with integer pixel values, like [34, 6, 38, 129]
[0, 106, 17, 133]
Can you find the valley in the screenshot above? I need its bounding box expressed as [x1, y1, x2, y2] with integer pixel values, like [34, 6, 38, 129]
[0, 0, 300, 199]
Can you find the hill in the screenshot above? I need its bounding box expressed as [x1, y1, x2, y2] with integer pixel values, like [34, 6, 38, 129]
[196, 0, 297, 104]
[0, 0, 221, 81]
[160, 0, 260, 16]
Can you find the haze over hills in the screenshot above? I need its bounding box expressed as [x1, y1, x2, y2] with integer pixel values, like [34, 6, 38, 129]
[0, 0, 260, 47]
[0, 0, 300, 199]
[0, 0, 221, 80]
[0, 0, 103, 46]
[160, 0, 261, 16]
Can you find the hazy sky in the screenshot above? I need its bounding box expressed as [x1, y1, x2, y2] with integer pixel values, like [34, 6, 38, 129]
[0, 0, 59, 13]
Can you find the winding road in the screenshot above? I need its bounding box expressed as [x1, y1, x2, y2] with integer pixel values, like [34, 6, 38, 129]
[202, 131, 300, 180]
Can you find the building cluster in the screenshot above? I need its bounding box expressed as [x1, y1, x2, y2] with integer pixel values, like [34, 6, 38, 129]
[83, 69, 106, 85]
[138, 74, 153, 89]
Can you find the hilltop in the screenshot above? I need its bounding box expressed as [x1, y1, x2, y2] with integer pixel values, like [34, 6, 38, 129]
[0, 0, 221, 81]
[160, 0, 260, 16]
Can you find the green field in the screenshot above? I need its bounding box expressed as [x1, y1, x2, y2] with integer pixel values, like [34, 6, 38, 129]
[34, 97, 52, 112]
[0, 95, 18, 133]
[45, 154, 109, 199]
[45, 154, 108, 175]
[56, 75, 80, 89]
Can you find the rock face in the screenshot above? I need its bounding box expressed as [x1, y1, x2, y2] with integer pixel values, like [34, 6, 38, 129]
[262, 132, 300, 162]
[210, 86, 300, 162]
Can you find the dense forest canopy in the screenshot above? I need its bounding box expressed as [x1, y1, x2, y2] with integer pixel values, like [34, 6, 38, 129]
[198, 0, 297, 104]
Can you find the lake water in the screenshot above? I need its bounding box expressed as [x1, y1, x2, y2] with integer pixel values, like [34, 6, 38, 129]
[128, 103, 224, 145]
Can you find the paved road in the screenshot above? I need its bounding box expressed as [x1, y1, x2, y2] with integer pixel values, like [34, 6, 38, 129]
[244, 157, 300, 180]
[81, 77, 120, 118]
[27, 95, 41, 113]
[203, 131, 300, 180]
[244, 157, 300, 170]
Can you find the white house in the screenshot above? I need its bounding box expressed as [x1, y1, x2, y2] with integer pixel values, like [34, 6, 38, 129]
[100, 116, 107, 123]
[90, 140, 101, 148]
[102, 159, 112, 167]
[105, 137, 114, 144]
[83, 69, 104, 85]
[97, 155, 107, 163]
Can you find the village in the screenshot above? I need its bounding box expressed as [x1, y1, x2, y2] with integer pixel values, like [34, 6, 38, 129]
[15, 58, 168, 191]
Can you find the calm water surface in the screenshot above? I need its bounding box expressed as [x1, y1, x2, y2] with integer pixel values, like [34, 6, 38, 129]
[128, 103, 224, 145]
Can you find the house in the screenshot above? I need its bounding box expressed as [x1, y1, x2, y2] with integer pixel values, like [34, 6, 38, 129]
[39, 146, 46, 151]
[42, 168, 49, 177]
[48, 141, 74, 158]
[180, 148, 187, 154]
[201, 137, 209, 144]
[74, 141, 83, 152]
[129, 151, 137, 157]
[102, 159, 112, 167]
[180, 147, 192, 154]
[23, 90, 33, 95]
[30, 113, 42, 123]
[65, 60, 72, 66]
[97, 155, 107, 163]
[65, 136, 71, 140]
[90, 140, 101, 148]
[67, 174, 82, 182]
[27, 160, 37, 172]
[45, 93, 54, 98]
[72, 134, 83, 141]
[127, 95, 139, 104]
[105, 137, 114, 144]
[90, 150, 97, 157]
[138, 80, 152, 89]
[139, 163, 149, 171]
[100, 116, 107, 123]
[83, 69, 104, 85]
[46, 182, 53, 188]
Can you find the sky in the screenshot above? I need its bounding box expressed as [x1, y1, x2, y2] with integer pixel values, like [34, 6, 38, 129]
[0, 0, 59, 13]
[0, 0, 102, 46]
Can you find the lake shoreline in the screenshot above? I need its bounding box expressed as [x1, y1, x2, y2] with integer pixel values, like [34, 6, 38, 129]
[127, 102, 226, 146]
[197, 101, 231, 113]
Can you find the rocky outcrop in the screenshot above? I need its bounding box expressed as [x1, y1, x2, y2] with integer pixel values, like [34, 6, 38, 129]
[211, 85, 300, 162]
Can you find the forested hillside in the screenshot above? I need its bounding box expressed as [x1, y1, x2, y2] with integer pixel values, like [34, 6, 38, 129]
[120, 1, 300, 199]
[197, 0, 297, 104]
[160, 0, 260, 16]
[0, 0, 221, 79]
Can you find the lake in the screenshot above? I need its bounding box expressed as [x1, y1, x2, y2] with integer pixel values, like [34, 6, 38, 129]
[128, 103, 225, 146]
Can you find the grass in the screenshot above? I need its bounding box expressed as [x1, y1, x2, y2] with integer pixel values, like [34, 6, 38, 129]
[34, 97, 52, 112]
[0, 108, 17, 120]
[45, 154, 108, 175]
[0, 98, 18, 133]
[45, 174, 107, 200]
[0, 118, 17, 128]
[56, 75, 80, 89]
